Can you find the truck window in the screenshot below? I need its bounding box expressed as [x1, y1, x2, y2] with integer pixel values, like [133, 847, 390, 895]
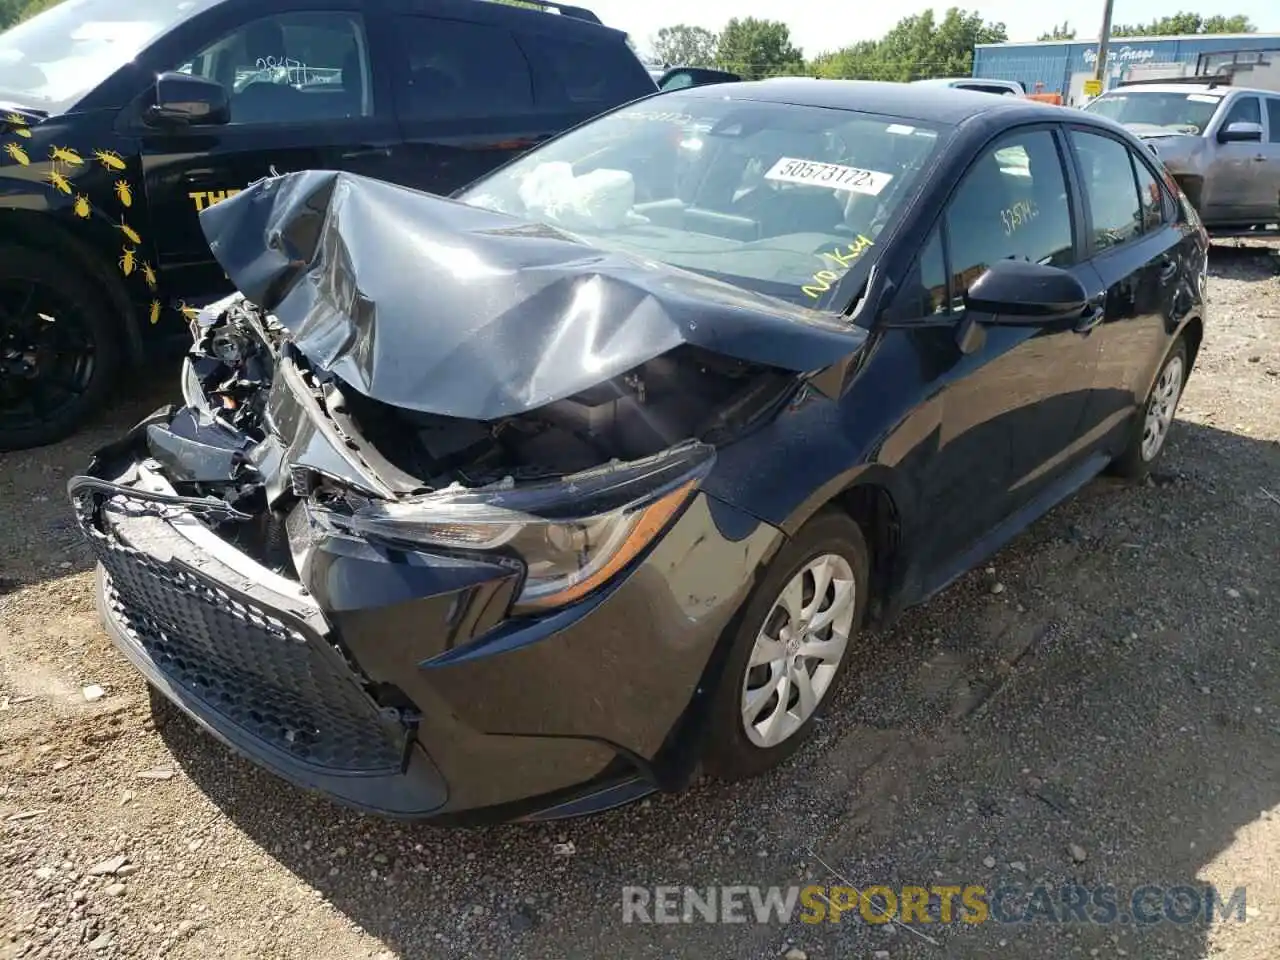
[390, 17, 534, 121]
[1223, 95, 1261, 126]
[174, 11, 372, 124]
[521, 33, 651, 109]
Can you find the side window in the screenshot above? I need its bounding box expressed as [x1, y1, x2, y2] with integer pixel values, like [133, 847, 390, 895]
[944, 128, 1074, 304]
[1132, 155, 1167, 233]
[1223, 95, 1261, 126]
[1071, 130, 1142, 253]
[524, 34, 651, 108]
[174, 12, 371, 124]
[1267, 98, 1280, 143]
[392, 17, 533, 121]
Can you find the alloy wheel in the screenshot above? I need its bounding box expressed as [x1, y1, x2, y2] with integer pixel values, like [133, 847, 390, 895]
[740, 553, 855, 749]
[1140, 353, 1184, 462]
[0, 278, 97, 434]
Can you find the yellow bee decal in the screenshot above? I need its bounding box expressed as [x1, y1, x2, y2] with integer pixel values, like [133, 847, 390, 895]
[72, 194, 91, 218]
[4, 113, 31, 137]
[3, 142, 30, 165]
[141, 261, 157, 290]
[149, 299, 162, 325]
[114, 180, 133, 207]
[117, 221, 141, 245]
[93, 148, 127, 171]
[49, 145, 83, 166]
[46, 169, 72, 195]
[119, 247, 136, 276]
[178, 300, 200, 321]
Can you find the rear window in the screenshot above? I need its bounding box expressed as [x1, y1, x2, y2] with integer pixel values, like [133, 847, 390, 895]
[459, 93, 944, 310]
[392, 16, 533, 120]
[522, 33, 652, 109]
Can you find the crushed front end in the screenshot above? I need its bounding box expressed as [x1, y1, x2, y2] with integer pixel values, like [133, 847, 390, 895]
[70, 295, 790, 820]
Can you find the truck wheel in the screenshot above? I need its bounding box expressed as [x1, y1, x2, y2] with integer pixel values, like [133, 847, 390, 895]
[0, 247, 121, 451]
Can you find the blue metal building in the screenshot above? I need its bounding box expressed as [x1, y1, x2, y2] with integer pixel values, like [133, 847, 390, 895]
[973, 33, 1280, 105]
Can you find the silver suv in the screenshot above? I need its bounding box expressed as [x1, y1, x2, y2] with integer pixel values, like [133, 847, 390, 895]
[1083, 82, 1280, 233]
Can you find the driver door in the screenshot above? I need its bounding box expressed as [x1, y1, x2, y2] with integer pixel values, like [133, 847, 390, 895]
[127, 3, 402, 306]
[1205, 94, 1268, 224]
[899, 126, 1102, 574]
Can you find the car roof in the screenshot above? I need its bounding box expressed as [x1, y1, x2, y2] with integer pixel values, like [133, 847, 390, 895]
[911, 77, 1018, 86]
[382, 0, 624, 40]
[674, 78, 1061, 125]
[1106, 83, 1274, 97]
[1104, 84, 1228, 95]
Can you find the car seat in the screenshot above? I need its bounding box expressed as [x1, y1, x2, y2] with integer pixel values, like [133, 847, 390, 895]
[232, 20, 302, 123]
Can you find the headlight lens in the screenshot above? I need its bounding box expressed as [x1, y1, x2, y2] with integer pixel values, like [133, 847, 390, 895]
[337, 442, 713, 611]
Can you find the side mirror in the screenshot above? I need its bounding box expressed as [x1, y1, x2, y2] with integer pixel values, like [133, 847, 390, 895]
[657, 67, 742, 92]
[1218, 120, 1263, 143]
[963, 259, 1089, 318]
[146, 72, 229, 127]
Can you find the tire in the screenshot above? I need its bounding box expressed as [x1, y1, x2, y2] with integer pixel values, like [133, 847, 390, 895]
[703, 509, 871, 781]
[0, 246, 121, 451]
[1109, 336, 1189, 481]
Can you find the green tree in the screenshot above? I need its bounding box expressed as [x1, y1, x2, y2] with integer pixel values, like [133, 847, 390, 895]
[811, 8, 1006, 82]
[1112, 12, 1255, 37]
[0, 0, 26, 30]
[651, 24, 718, 67]
[1038, 21, 1077, 41]
[714, 18, 804, 80]
[17, 0, 65, 20]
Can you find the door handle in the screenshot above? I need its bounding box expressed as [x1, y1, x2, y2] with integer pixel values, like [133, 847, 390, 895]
[1253, 155, 1267, 162]
[340, 145, 393, 160]
[1158, 255, 1179, 281]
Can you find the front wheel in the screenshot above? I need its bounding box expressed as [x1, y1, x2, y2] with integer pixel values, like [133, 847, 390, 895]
[703, 510, 870, 781]
[1110, 337, 1188, 480]
[0, 247, 121, 451]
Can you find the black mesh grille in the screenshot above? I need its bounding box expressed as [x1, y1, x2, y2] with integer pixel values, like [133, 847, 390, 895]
[83, 503, 404, 775]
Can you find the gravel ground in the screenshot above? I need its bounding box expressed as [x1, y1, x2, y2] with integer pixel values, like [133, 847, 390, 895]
[1, 243, 1278, 960]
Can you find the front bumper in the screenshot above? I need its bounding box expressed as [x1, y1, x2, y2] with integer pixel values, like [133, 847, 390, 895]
[70, 429, 782, 821]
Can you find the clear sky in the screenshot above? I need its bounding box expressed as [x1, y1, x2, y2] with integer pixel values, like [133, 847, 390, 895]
[587, 0, 1280, 60]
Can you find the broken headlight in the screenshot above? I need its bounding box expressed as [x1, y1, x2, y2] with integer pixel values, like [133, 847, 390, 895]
[341, 441, 714, 611]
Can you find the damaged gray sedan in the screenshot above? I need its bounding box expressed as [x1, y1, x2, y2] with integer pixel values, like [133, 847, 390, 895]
[69, 81, 1205, 820]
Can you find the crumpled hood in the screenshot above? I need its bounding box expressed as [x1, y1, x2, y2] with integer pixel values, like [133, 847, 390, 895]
[197, 170, 864, 420]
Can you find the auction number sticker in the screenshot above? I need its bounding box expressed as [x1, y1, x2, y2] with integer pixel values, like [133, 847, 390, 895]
[765, 157, 893, 195]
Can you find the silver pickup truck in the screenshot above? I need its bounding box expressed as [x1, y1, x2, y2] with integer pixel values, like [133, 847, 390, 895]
[1083, 81, 1280, 235]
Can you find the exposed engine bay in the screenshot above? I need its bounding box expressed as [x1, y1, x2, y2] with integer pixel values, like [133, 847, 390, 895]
[148, 295, 795, 513]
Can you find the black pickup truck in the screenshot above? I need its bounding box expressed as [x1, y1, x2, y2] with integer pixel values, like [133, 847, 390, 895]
[0, 0, 672, 450]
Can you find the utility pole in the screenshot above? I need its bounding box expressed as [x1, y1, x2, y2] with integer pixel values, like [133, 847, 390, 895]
[1093, 0, 1116, 83]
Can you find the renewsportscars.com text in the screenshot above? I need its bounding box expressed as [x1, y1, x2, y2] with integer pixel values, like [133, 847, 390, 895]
[621, 884, 1248, 926]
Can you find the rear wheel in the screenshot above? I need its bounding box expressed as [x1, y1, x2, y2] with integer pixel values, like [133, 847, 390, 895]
[703, 510, 870, 780]
[0, 247, 120, 451]
[1110, 337, 1188, 480]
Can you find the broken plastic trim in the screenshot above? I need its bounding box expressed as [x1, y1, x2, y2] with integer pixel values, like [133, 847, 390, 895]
[320, 441, 714, 611]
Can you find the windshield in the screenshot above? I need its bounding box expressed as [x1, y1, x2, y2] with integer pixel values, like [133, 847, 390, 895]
[458, 94, 943, 310]
[1084, 91, 1222, 135]
[0, 0, 217, 109]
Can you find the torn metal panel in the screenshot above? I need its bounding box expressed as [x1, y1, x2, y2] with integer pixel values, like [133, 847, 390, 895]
[198, 170, 865, 421]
